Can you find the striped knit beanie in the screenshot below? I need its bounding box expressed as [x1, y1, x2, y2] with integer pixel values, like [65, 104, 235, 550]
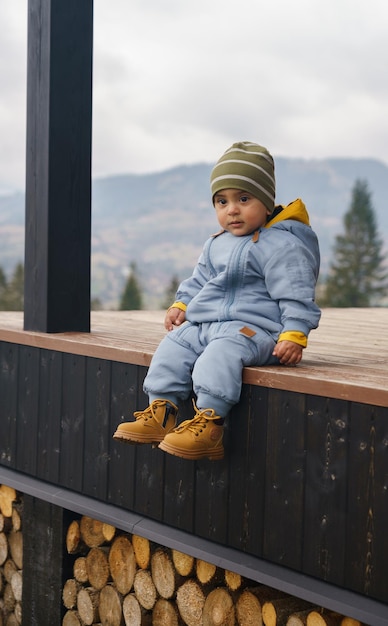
[210, 141, 276, 213]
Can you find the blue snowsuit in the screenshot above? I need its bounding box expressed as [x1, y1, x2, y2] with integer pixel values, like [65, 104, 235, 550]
[144, 199, 321, 417]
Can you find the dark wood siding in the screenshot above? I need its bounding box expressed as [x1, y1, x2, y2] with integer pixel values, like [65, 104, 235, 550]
[1, 340, 387, 605]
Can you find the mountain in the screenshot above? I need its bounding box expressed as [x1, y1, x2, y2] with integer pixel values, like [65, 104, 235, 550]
[1, 158, 387, 307]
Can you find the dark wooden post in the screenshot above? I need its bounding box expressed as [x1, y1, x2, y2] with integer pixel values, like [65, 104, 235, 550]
[22, 496, 73, 625]
[24, 0, 93, 332]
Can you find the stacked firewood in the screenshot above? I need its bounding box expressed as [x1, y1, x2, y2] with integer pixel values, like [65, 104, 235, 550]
[62, 515, 364, 626]
[0, 485, 22, 626]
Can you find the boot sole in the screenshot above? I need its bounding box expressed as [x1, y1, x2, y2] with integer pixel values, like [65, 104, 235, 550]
[158, 440, 224, 461]
[113, 430, 164, 445]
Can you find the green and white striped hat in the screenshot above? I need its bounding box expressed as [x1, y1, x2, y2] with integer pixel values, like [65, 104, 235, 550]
[210, 141, 276, 213]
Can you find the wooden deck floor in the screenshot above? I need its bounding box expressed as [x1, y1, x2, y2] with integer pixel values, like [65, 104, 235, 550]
[0, 308, 387, 407]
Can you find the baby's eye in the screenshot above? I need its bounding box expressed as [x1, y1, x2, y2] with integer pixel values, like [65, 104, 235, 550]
[216, 198, 227, 206]
[240, 195, 250, 203]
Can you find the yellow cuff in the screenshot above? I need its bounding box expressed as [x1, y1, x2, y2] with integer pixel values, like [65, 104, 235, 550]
[278, 331, 307, 348]
[168, 301, 187, 312]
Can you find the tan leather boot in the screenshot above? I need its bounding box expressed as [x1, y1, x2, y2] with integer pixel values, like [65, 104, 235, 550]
[158, 405, 224, 460]
[113, 399, 178, 444]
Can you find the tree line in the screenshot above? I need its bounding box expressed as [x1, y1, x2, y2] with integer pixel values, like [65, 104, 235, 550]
[1, 179, 387, 312]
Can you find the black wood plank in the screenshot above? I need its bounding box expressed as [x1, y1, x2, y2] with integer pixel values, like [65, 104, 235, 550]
[303, 396, 349, 585]
[163, 397, 196, 530]
[108, 362, 139, 509]
[227, 384, 268, 555]
[194, 393, 230, 543]
[345, 403, 388, 603]
[24, 0, 93, 332]
[36, 349, 63, 482]
[133, 369, 165, 520]
[59, 354, 86, 491]
[23, 495, 69, 625]
[0, 342, 19, 468]
[83, 358, 111, 500]
[15, 346, 40, 474]
[263, 389, 306, 569]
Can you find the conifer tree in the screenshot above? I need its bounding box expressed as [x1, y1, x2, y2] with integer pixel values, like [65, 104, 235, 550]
[0, 263, 24, 310]
[321, 179, 388, 307]
[160, 275, 180, 309]
[5, 262, 24, 310]
[119, 262, 143, 310]
[0, 267, 6, 309]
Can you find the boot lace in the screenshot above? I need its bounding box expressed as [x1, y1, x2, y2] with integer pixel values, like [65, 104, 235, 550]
[175, 402, 220, 434]
[133, 399, 168, 422]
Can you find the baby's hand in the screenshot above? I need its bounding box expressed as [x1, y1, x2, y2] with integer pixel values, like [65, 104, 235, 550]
[272, 340, 303, 366]
[164, 307, 186, 331]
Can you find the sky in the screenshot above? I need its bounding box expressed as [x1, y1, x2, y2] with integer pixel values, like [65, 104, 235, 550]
[1, 0, 388, 192]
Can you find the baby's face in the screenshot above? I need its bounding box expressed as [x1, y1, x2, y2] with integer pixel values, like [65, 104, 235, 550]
[213, 188, 270, 236]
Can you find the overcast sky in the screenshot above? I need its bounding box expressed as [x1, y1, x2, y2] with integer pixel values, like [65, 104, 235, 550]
[1, 1, 387, 192]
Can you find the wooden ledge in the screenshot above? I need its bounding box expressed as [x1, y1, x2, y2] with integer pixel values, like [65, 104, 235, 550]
[0, 309, 387, 407]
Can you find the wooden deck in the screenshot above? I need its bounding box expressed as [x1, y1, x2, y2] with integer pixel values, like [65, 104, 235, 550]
[0, 308, 387, 406]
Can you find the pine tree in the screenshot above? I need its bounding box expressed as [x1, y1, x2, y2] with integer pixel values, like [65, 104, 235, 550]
[0, 266, 6, 309]
[321, 179, 388, 307]
[160, 275, 180, 309]
[0, 263, 24, 310]
[119, 262, 143, 310]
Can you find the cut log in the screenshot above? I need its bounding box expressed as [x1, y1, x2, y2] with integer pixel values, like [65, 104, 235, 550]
[14, 602, 22, 626]
[132, 534, 151, 569]
[3, 582, 16, 612]
[77, 587, 100, 625]
[196, 559, 217, 585]
[152, 598, 179, 626]
[73, 556, 89, 583]
[62, 610, 83, 626]
[0, 533, 8, 566]
[0, 486, 17, 518]
[5, 614, 18, 626]
[287, 610, 312, 626]
[3, 559, 17, 584]
[235, 589, 263, 626]
[80, 516, 106, 548]
[66, 520, 86, 555]
[133, 569, 157, 610]
[122, 593, 142, 626]
[62, 578, 82, 610]
[10, 571, 22, 603]
[224, 569, 242, 592]
[263, 598, 314, 626]
[11, 507, 22, 533]
[203, 587, 235, 626]
[99, 583, 123, 626]
[151, 548, 178, 599]
[307, 612, 343, 626]
[0, 514, 12, 534]
[86, 547, 110, 590]
[176, 579, 205, 626]
[109, 535, 136, 595]
[245, 585, 288, 607]
[102, 523, 116, 543]
[172, 549, 194, 577]
[8, 532, 22, 570]
[340, 619, 362, 626]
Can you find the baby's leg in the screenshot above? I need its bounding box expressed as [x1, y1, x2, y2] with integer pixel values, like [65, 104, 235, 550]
[143, 323, 204, 404]
[192, 323, 276, 416]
